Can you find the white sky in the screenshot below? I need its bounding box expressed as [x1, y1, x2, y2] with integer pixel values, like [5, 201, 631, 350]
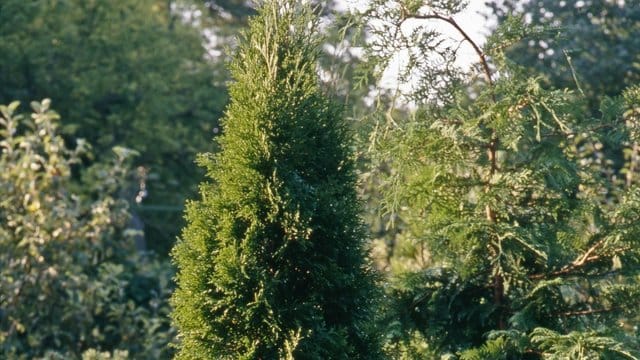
[336, 0, 492, 69]
[443, 1, 494, 68]
[372, 1, 494, 95]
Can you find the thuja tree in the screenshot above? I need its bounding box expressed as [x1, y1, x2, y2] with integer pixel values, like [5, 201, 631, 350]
[171, 1, 380, 358]
[364, 0, 640, 358]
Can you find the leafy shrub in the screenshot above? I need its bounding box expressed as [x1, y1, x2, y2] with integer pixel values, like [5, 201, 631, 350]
[0, 100, 174, 359]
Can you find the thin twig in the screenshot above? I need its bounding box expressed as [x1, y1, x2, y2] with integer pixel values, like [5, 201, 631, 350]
[399, 12, 493, 87]
[563, 49, 585, 98]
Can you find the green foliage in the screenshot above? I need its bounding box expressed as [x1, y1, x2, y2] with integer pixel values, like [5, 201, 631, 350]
[363, 0, 640, 357]
[488, 0, 640, 112]
[171, 1, 381, 358]
[81, 349, 129, 360]
[459, 334, 522, 359]
[530, 327, 639, 359]
[364, 0, 467, 104]
[0, 0, 227, 254]
[487, 0, 640, 205]
[0, 100, 174, 359]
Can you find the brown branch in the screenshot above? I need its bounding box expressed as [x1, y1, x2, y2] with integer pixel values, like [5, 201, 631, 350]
[399, 7, 505, 329]
[399, 12, 493, 87]
[528, 238, 606, 280]
[529, 244, 632, 280]
[573, 238, 606, 267]
[528, 264, 585, 281]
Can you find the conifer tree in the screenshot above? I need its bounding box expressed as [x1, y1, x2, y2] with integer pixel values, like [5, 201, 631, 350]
[171, 1, 380, 358]
[363, 0, 640, 357]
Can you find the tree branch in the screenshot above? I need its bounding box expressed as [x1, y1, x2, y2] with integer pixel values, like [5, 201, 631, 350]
[529, 244, 632, 280]
[399, 12, 493, 87]
[554, 306, 620, 318]
[573, 238, 606, 267]
[399, 6, 505, 329]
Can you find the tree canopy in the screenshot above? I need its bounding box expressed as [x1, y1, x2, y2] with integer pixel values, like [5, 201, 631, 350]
[0, 0, 228, 254]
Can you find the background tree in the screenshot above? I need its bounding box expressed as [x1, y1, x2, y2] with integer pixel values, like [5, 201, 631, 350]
[487, 0, 640, 199]
[171, 1, 380, 358]
[0, 100, 174, 359]
[363, 0, 640, 357]
[487, 0, 640, 113]
[0, 0, 228, 254]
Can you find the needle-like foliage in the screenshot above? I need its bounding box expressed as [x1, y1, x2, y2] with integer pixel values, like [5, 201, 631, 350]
[171, 1, 380, 358]
[363, 0, 640, 358]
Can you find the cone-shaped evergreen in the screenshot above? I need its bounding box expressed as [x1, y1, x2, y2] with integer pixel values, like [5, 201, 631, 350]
[171, 1, 379, 358]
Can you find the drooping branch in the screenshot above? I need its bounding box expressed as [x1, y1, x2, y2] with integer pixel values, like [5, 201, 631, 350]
[530, 244, 632, 280]
[573, 238, 606, 267]
[396, 4, 505, 329]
